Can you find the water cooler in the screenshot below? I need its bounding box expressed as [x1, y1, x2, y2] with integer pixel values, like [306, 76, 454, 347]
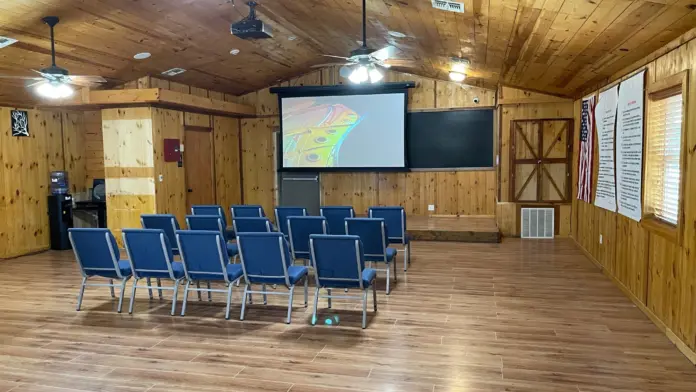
[48, 171, 73, 250]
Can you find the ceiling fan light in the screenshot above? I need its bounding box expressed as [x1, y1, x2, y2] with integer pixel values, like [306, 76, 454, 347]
[349, 66, 369, 84]
[449, 71, 466, 82]
[369, 67, 383, 83]
[36, 82, 73, 99]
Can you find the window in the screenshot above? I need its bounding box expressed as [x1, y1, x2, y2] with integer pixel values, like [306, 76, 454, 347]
[643, 71, 688, 241]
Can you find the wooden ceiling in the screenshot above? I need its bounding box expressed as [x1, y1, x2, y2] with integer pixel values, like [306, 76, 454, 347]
[1, 0, 695, 106]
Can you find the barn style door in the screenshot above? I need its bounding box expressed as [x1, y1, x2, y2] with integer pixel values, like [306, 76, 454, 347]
[510, 119, 573, 203]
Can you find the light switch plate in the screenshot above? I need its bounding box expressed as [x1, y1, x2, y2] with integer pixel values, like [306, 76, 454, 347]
[428, 204, 435, 211]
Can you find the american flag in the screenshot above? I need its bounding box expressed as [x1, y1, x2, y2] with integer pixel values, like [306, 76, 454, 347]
[577, 96, 595, 203]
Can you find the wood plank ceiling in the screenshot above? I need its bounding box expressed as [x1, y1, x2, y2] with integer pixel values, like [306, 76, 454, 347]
[0, 0, 695, 106]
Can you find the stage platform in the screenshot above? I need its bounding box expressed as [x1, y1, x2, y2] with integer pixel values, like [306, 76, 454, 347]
[407, 215, 501, 243]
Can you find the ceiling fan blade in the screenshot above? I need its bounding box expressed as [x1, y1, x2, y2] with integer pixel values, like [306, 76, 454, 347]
[0, 75, 44, 80]
[371, 45, 398, 61]
[68, 75, 108, 83]
[322, 54, 352, 60]
[26, 79, 48, 88]
[311, 62, 353, 68]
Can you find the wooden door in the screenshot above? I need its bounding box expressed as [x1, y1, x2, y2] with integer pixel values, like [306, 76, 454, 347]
[184, 127, 215, 211]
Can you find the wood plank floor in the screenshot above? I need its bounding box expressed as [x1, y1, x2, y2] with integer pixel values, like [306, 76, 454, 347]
[0, 239, 695, 392]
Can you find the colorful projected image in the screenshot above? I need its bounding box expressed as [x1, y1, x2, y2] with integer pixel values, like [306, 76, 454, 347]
[282, 98, 363, 168]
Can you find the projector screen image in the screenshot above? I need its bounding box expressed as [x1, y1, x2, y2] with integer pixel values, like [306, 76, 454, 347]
[281, 93, 405, 169]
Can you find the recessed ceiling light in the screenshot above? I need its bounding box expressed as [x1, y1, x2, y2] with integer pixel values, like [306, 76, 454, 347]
[288, 35, 297, 41]
[230, 48, 240, 55]
[388, 31, 406, 38]
[449, 71, 466, 82]
[133, 52, 151, 60]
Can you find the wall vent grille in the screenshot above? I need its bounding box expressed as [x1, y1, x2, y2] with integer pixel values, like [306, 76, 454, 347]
[431, 0, 465, 13]
[521, 208, 554, 239]
[161, 68, 186, 77]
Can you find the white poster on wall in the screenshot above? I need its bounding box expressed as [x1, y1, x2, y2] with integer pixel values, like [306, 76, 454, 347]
[594, 85, 619, 212]
[616, 71, 645, 222]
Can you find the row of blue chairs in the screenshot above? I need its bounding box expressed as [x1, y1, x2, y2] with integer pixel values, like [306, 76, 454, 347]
[69, 229, 378, 328]
[193, 205, 411, 271]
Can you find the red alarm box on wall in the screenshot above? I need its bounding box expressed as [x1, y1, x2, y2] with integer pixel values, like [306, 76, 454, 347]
[163, 138, 181, 162]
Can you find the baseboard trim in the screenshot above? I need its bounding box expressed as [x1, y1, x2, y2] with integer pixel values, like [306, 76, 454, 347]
[571, 238, 696, 365]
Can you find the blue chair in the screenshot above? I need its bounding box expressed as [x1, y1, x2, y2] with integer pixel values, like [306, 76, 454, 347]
[68, 228, 132, 313]
[274, 207, 307, 238]
[369, 207, 411, 271]
[288, 216, 328, 265]
[141, 214, 181, 255]
[231, 204, 265, 218]
[175, 230, 244, 319]
[232, 217, 273, 234]
[186, 215, 239, 259]
[320, 206, 355, 234]
[309, 234, 377, 329]
[122, 229, 185, 315]
[345, 218, 397, 294]
[237, 232, 309, 323]
[191, 205, 234, 240]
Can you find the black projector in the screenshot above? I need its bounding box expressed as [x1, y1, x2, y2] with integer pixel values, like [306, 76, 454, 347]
[231, 18, 273, 39]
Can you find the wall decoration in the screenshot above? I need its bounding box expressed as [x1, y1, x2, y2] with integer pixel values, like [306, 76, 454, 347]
[594, 86, 619, 212]
[11, 110, 29, 137]
[577, 95, 595, 203]
[616, 71, 645, 222]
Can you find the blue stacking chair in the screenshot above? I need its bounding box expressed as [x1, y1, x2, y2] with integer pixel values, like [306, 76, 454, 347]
[122, 229, 185, 315]
[369, 207, 411, 271]
[320, 206, 355, 234]
[274, 207, 307, 238]
[232, 217, 273, 234]
[68, 228, 132, 313]
[237, 232, 309, 323]
[345, 218, 397, 294]
[288, 216, 328, 266]
[230, 204, 265, 218]
[175, 230, 245, 319]
[309, 235, 377, 329]
[186, 215, 239, 259]
[141, 214, 181, 299]
[191, 205, 234, 240]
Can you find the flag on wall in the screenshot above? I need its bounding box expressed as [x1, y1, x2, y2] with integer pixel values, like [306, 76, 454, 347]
[577, 96, 595, 202]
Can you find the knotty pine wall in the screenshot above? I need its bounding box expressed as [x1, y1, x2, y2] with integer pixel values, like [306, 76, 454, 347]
[237, 67, 498, 217]
[0, 108, 98, 258]
[570, 34, 696, 362]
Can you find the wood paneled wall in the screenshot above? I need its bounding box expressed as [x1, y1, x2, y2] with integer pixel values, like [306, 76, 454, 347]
[571, 35, 696, 363]
[238, 68, 498, 216]
[213, 117, 242, 223]
[0, 108, 92, 258]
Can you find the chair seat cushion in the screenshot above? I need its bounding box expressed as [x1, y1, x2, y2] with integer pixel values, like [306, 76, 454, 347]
[226, 243, 239, 256]
[247, 265, 308, 285]
[85, 260, 132, 279]
[364, 247, 397, 263]
[135, 261, 185, 280]
[188, 263, 243, 282]
[362, 268, 377, 287]
[226, 263, 244, 281]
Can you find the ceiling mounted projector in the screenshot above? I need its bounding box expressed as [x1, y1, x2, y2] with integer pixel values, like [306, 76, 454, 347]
[231, 1, 273, 39]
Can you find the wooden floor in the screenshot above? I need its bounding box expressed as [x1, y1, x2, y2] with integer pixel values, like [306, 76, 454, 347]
[1, 239, 695, 392]
[408, 216, 500, 243]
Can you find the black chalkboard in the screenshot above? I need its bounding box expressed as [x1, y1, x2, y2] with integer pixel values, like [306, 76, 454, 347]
[407, 109, 494, 168]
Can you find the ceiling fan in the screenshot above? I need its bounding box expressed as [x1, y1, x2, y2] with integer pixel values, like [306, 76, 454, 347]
[310, 0, 413, 83]
[0, 16, 107, 98]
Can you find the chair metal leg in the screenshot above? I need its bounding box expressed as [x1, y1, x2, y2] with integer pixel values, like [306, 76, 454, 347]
[404, 245, 408, 271]
[117, 278, 128, 313]
[386, 263, 391, 295]
[362, 289, 368, 329]
[207, 281, 212, 302]
[286, 286, 295, 324]
[311, 287, 320, 325]
[157, 278, 163, 299]
[262, 284, 268, 305]
[128, 278, 138, 314]
[171, 279, 180, 316]
[393, 259, 398, 283]
[372, 279, 378, 311]
[327, 288, 332, 308]
[196, 281, 202, 301]
[76, 277, 87, 311]
[225, 282, 233, 320]
[304, 276, 308, 307]
[146, 278, 153, 299]
[181, 280, 191, 316]
[407, 243, 411, 265]
[240, 284, 249, 321]
[109, 279, 115, 298]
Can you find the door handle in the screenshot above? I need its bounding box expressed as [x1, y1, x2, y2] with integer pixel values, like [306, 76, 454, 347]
[187, 189, 193, 193]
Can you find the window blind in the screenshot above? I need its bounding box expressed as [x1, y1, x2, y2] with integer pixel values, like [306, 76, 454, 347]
[646, 91, 683, 225]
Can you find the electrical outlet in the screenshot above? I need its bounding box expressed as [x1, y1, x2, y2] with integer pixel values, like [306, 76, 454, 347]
[599, 234, 603, 244]
[428, 204, 435, 212]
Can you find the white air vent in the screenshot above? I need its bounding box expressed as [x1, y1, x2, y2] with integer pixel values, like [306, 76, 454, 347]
[161, 68, 186, 77]
[0, 36, 18, 49]
[432, 0, 465, 13]
[521, 208, 554, 239]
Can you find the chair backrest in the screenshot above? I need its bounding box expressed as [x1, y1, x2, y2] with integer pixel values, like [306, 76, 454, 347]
[191, 205, 227, 226]
[368, 207, 406, 242]
[175, 230, 230, 282]
[345, 218, 388, 261]
[230, 204, 265, 218]
[274, 207, 307, 236]
[233, 217, 273, 233]
[68, 228, 122, 278]
[237, 232, 292, 286]
[288, 216, 328, 259]
[122, 229, 176, 279]
[320, 206, 355, 234]
[186, 215, 224, 234]
[310, 234, 365, 289]
[141, 214, 181, 252]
